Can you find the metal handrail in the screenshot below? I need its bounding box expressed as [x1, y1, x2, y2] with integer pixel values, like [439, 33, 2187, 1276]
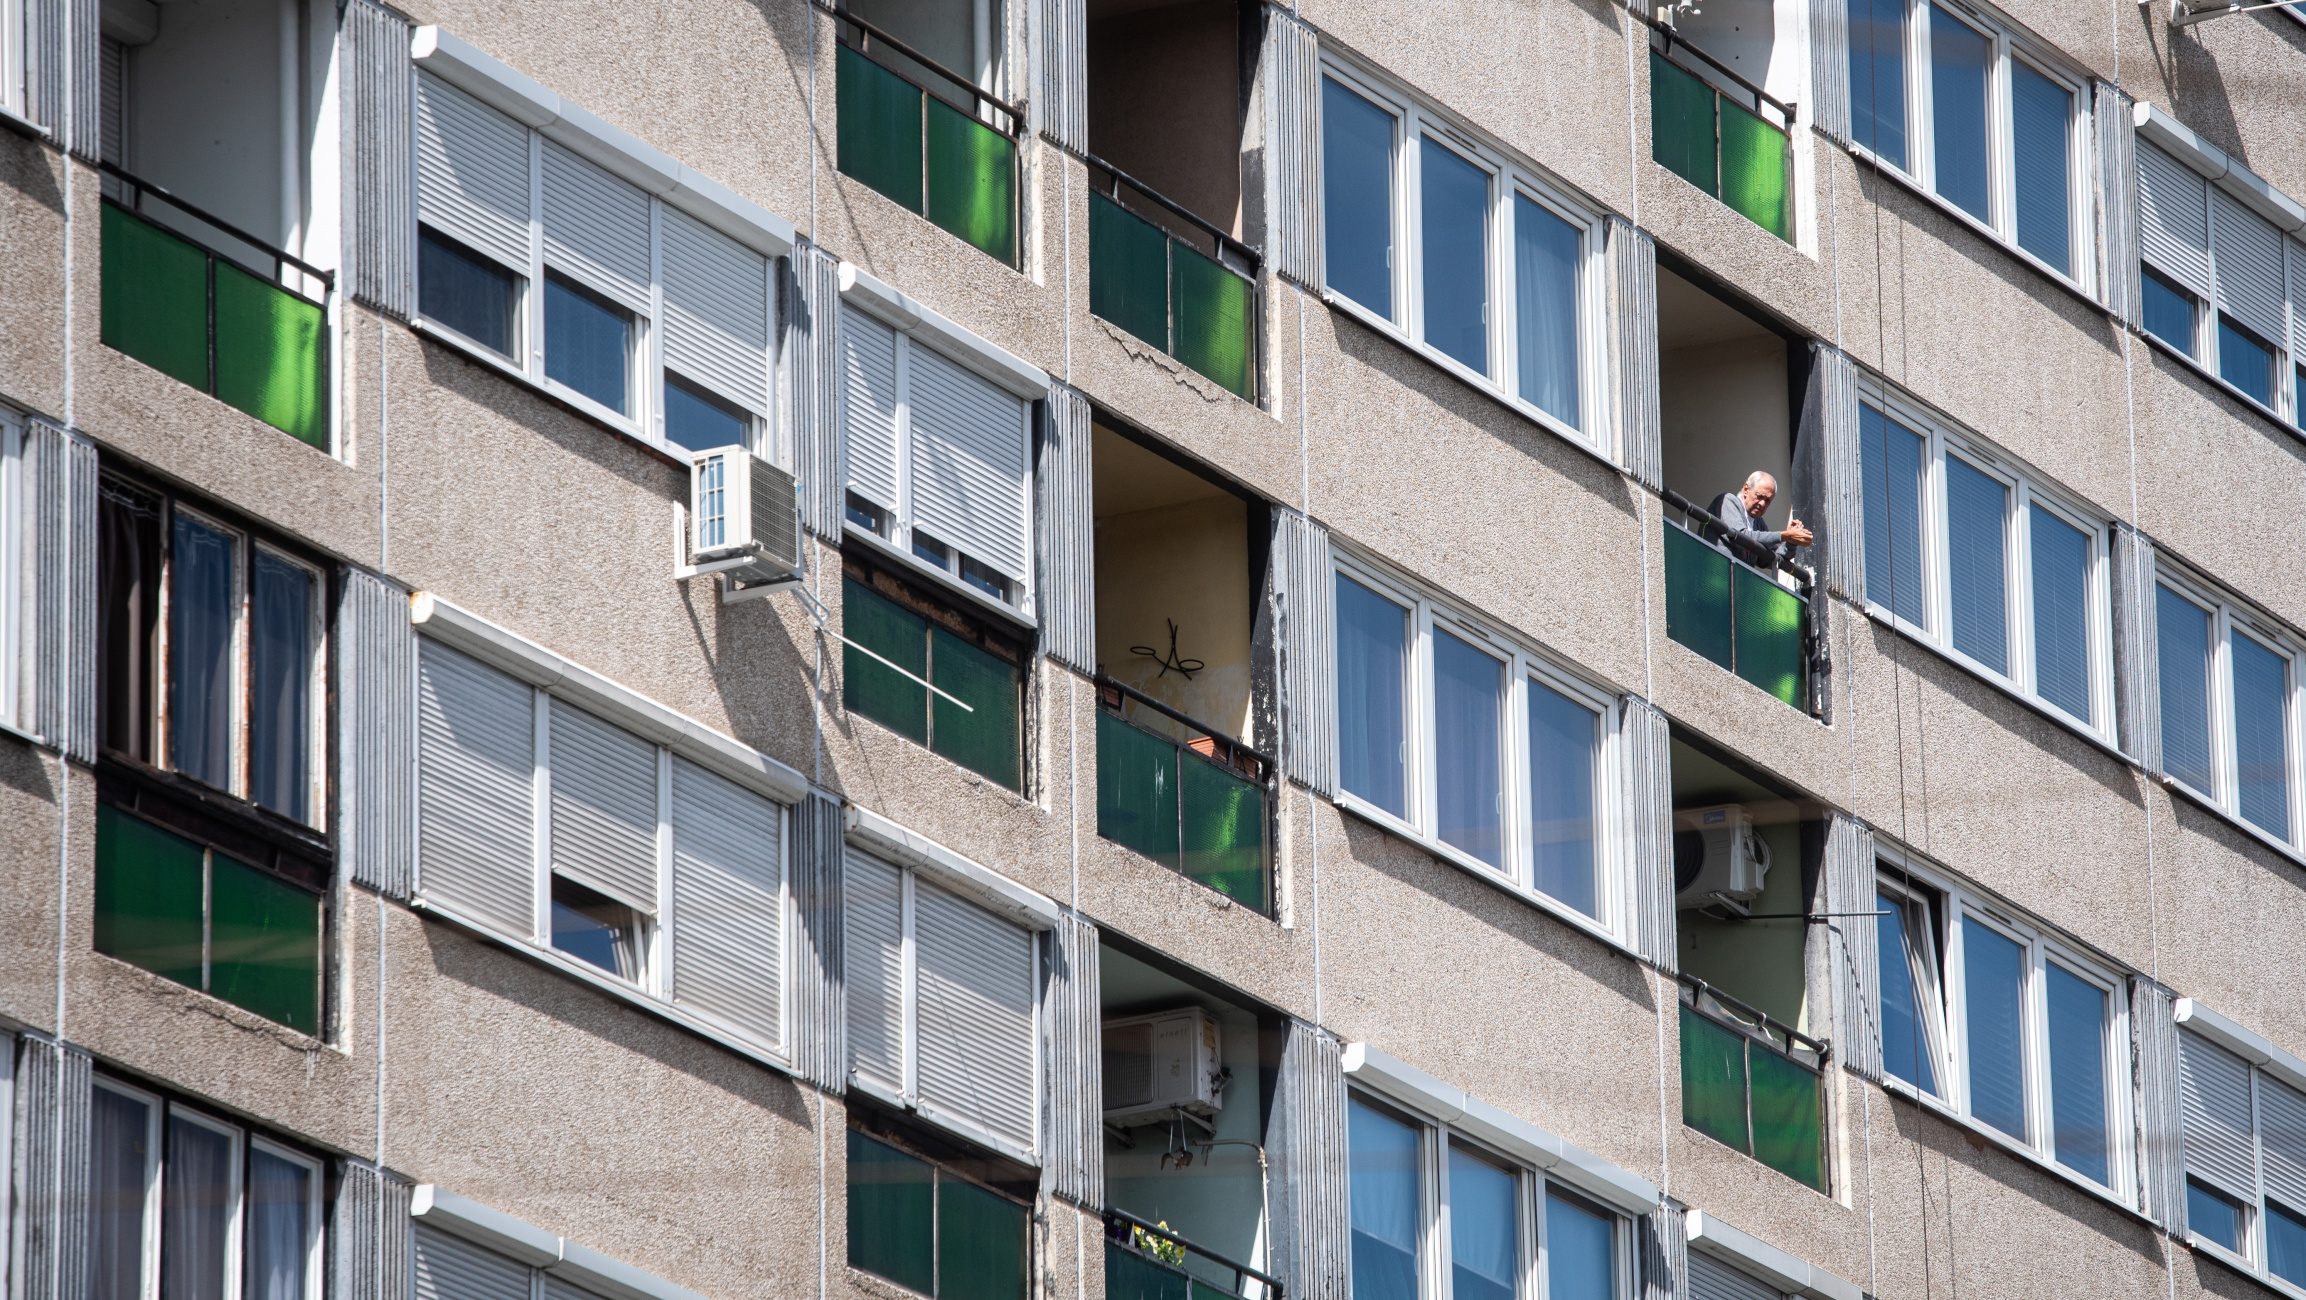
[831, 6, 1025, 133]
[1094, 674, 1273, 776]
[100, 161, 335, 297]
[1643, 16, 1798, 126]
[1083, 153, 1262, 279]
[1678, 973, 1829, 1067]
[1105, 1208, 1285, 1299]
[1660, 486, 1816, 590]
[1660, 485, 1830, 717]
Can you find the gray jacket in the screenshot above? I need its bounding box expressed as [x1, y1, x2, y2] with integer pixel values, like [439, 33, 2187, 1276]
[1707, 491, 1799, 566]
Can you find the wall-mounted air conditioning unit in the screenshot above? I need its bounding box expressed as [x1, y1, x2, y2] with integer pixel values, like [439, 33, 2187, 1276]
[687, 446, 801, 590]
[1102, 1007, 1224, 1126]
[1673, 803, 1771, 916]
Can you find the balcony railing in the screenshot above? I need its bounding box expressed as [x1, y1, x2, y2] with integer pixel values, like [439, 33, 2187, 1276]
[1095, 677, 1270, 913]
[1086, 159, 1259, 401]
[1660, 489, 1823, 716]
[1678, 976, 1826, 1191]
[1104, 1209, 1282, 1300]
[836, 11, 1021, 265]
[100, 164, 331, 448]
[1647, 26, 1793, 242]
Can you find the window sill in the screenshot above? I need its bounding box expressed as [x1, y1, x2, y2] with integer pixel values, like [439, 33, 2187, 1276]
[2154, 767, 2306, 875]
[1850, 599, 2127, 765]
[0, 104, 51, 143]
[2134, 327, 2303, 443]
[1878, 1074, 2151, 1228]
[843, 522, 1038, 632]
[408, 317, 680, 466]
[1841, 145, 2104, 317]
[2187, 1231, 2306, 1300]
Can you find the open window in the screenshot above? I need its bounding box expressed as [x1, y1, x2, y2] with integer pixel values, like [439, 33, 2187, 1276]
[1647, 3, 1801, 241]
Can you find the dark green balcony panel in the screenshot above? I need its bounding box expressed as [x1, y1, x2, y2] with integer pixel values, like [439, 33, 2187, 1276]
[1106, 1244, 1190, 1300]
[1172, 245, 1255, 399]
[925, 95, 1017, 263]
[1180, 750, 1264, 906]
[1679, 1004, 1750, 1153]
[94, 804, 206, 990]
[1749, 1043, 1826, 1189]
[1090, 191, 1171, 356]
[838, 44, 925, 212]
[844, 579, 930, 745]
[1649, 53, 1718, 197]
[1720, 98, 1791, 240]
[930, 627, 1022, 791]
[847, 1131, 935, 1295]
[936, 1176, 1028, 1300]
[1733, 566, 1805, 706]
[1097, 710, 1180, 866]
[1663, 525, 1735, 672]
[208, 851, 321, 1035]
[102, 203, 212, 392]
[214, 261, 327, 447]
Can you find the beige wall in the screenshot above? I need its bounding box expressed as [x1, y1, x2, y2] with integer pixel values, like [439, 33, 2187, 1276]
[1095, 493, 1253, 738]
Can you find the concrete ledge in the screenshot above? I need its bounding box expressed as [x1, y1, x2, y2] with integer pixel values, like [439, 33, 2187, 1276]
[844, 805, 1062, 930]
[412, 1185, 710, 1300]
[1686, 1209, 1862, 1300]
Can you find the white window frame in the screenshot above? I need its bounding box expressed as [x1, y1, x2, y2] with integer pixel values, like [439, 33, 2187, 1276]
[250, 540, 329, 826]
[1851, 0, 2095, 295]
[0, 0, 23, 119]
[247, 1136, 326, 1300]
[94, 1077, 167, 1300]
[157, 504, 249, 804]
[0, 411, 21, 732]
[2152, 562, 2306, 852]
[1316, 54, 1612, 456]
[2173, 1011, 2306, 1293]
[1856, 382, 2116, 739]
[1875, 870, 1951, 1099]
[1330, 551, 1624, 940]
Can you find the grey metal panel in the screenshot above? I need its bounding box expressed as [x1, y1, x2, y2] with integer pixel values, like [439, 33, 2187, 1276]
[787, 243, 845, 538]
[416, 73, 532, 273]
[64, 0, 95, 158]
[2133, 980, 2183, 1232]
[788, 790, 847, 1091]
[844, 846, 906, 1096]
[1808, 344, 1863, 603]
[413, 1224, 531, 1300]
[1034, 383, 1094, 672]
[331, 1162, 415, 1300]
[339, 568, 416, 900]
[345, 0, 415, 318]
[2179, 1026, 2258, 1203]
[1272, 508, 1336, 795]
[23, 0, 63, 137]
[1267, 1018, 1348, 1300]
[1823, 815, 1880, 1081]
[2094, 83, 2137, 324]
[662, 207, 773, 417]
[1041, 910, 1102, 1207]
[668, 756, 786, 1048]
[2138, 141, 2208, 295]
[1263, 6, 1323, 289]
[1687, 1251, 1782, 1300]
[1610, 218, 1661, 490]
[28, 421, 96, 764]
[546, 698, 661, 914]
[2210, 187, 2288, 346]
[1808, 0, 1850, 145]
[908, 344, 1034, 586]
[913, 878, 1039, 1157]
[841, 304, 903, 515]
[14, 1036, 92, 1300]
[416, 641, 538, 936]
[2261, 1073, 2306, 1213]
[1641, 1200, 1686, 1300]
[1034, 0, 1087, 150]
[2112, 525, 2159, 768]
[1621, 695, 1675, 970]
[542, 140, 653, 313]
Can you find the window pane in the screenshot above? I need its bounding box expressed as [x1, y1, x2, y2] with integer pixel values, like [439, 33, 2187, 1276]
[1337, 575, 1410, 818]
[2272, 1202, 2306, 1287]
[90, 1088, 155, 1300]
[1544, 1190, 1617, 1300]
[1849, 0, 1908, 169]
[1513, 195, 1581, 426]
[99, 480, 163, 761]
[1929, 6, 1992, 222]
[249, 552, 314, 824]
[168, 513, 238, 791]
[846, 1131, 935, 1294]
[1433, 628, 1505, 867]
[1447, 1145, 1516, 1300]
[1860, 405, 1926, 623]
[1961, 917, 2028, 1141]
[419, 229, 519, 359]
[246, 1149, 314, 1300]
[663, 375, 752, 455]
[1876, 889, 1940, 1095]
[209, 854, 322, 1034]
[160, 1117, 235, 1300]
[2141, 268, 2198, 359]
[2233, 629, 2292, 840]
[937, 1177, 1028, 1300]
[2157, 587, 2216, 793]
[1944, 457, 2010, 673]
[2044, 962, 2111, 1184]
[2009, 63, 2073, 274]
[545, 272, 634, 415]
[2187, 1180, 2243, 1252]
[2219, 316, 2277, 408]
[1323, 77, 1396, 319]
[1528, 680, 1599, 916]
[550, 876, 644, 981]
[1420, 138, 1490, 374]
[1348, 1098, 1421, 1300]
[2029, 506, 2093, 722]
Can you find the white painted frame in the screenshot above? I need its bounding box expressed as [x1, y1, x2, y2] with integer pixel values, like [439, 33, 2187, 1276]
[249, 541, 330, 829]
[94, 1077, 166, 1300]
[2152, 561, 2306, 851]
[168, 1102, 250, 1300]
[156, 503, 251, 804]
[247, 1136, 327, 1300]
[0, 412, 20, 732]
[1874, 868, 1951, 1099]
[0, 0, 22, 119]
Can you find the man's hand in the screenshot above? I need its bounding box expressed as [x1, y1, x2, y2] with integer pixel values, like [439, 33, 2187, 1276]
[1783, 517, 1815, 547]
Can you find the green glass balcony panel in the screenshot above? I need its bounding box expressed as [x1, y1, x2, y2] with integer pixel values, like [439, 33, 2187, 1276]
[1649, 53, 1719, 198]
[1090, 191, 1171, 355]
[208, 852, 322, 1035]
[94, 804, 206, 990]
[1105, 1243, 1190, 1300]
[930, 627, 1022, 791]
[844, 579, 930, 745]
[847, 1132, 935, 1295]
[102, 203, 212, 392]
[1188, 1283, 1236, 1300]
[1750, 1045, 1826, 1189]
[1097, 710, 1180, 867]
[838, 44, 925, 213]
[1720, 98, 1791, 240]
[214, 261, 327, 446]
[1733, 566, 1806, 706]
[1171, 244, 1255, 399]
[1663, 525, 1734, 671]
[1680, 1004, 1751, 1153]
[925, 95, 1017, 264]
[936, 1177, 1028, 1300]
[1180, 749, 1264, 906]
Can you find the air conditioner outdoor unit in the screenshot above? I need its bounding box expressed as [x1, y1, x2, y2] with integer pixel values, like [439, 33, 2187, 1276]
[688, 446, 802, 589]
[1102, 1007, 1224, 1126]
[1673, 803, 1772, 915]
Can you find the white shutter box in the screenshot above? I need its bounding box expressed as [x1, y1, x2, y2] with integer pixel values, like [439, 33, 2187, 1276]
[413, 1225, 531, 1300]
[662, 207, 771, 417]
[2260, 1075, 2306, 1211]
[907, 344, 1032, 585]
[542, 139, 652, 314]
[546, 699, 661, 914]
[1687, 1252, 1783, 1300]
[2178, 1029, 2259, 1198]
[668, 757, 786, 1046]
[416, 642, 537, 937]
[842, 307, 903, 513]
[2209, 188, 2287, 345]
[2137, 143, 2209, 295]
[845, 848, 907, 1095]
[415, 74, 533, 274]
[913, 879, 1038, 1157]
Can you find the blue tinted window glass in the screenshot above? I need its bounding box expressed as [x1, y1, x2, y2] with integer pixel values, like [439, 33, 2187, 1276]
[1545, 1190, 1616, 1300]
[545, 273, 634, 415]
[249, 551, 315, 823]
[1433, 629, 1504, 868]
[2044, 962, 2111, 1185]
[1849, 0, 1908, 169]
[1929, 6, 1992, 222]
[2233, 629, 2292, 840]
[1944, 456, 2010, 673]
[168, 514, 237, 791]
[1514, 195, 1581, 427]
[1421, 138, 1490, 374]
[2219, 316, 2277, 407]
[1336, 575, 1410, 818]
[1860, 405, 1926, 623]
[2156, 585, 2216, 794]
[1323, 77, 1397, 319]
[1528, 681, 1599, 917]
[1877, 889, 1939, 1095]
[2296, 365, 2306, 431]
[1447, 1146, 1515, 1300]
[1348, 1099, 1421, 1300]
[2010, 62, 2073, 274]
[2187, 1181, 2243, 1252]
[2271, 1202, 2306, 1287]
[664, 376, 751, 454]
[2141, 268, 2198, 359]
[1962, 917, 2028, 1141]
[2029, 505, 2093, 722]
[419, 228, 519, 358]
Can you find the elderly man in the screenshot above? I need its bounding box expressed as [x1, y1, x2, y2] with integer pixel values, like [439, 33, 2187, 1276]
[1708, 471, 1813, 567]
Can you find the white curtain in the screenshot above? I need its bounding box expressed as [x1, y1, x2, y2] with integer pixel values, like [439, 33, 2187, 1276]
[160, 1118, 235, 1300]
[1347, 1098, 1421, 1300]
[245, 1148, 314, 1300]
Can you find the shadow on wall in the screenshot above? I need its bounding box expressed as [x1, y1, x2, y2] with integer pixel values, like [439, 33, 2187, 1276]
[0, 740, 59, 802]
[0, 134, 65, 215]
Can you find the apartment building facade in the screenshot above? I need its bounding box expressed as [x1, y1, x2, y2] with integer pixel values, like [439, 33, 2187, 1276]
[2, 0, 2305, 1297]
